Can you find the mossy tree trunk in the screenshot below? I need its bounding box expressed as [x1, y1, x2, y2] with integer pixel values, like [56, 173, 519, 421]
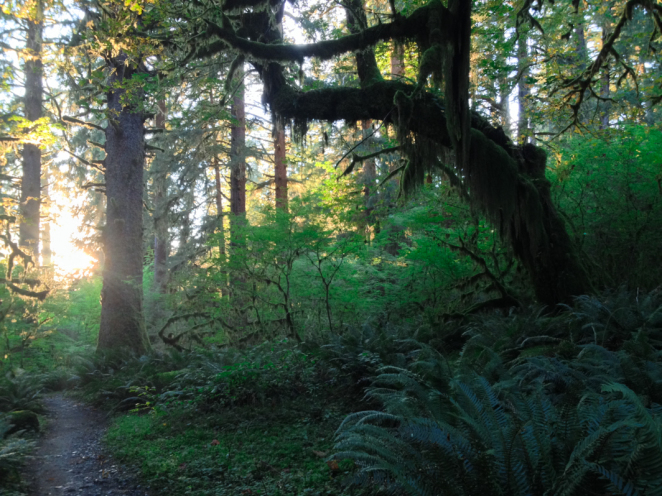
[20, 0, 43, 258]
[98, 54, 150, 354]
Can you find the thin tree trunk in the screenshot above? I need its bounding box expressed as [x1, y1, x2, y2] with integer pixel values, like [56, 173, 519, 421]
[208, 88, 226, 256]
[229, 63, 247, 306]
[575, 21, 588, 70]
[361, 119, 376, 237]
[517, 32, 530, 145]
[41, 171, 51, 267]
[213, 158, 225, 256]
[20, 0, 43, 257]
[599, 28, 611, 129]
[98, 53, 150, 354]
[274, 119, 287, 210]
[230, 65, 246, 219]
[345, 0, 381, 86]
[153, 100, 168, 295]
[497, 75, 510, 133]
[391, 41, 405, 77]
[179, 188, 194, 249]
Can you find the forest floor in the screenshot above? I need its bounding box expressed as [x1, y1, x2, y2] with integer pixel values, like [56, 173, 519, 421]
[22, 394, 148, 496]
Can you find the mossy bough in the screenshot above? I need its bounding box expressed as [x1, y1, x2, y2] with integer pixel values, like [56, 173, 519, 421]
[207, 0, 592, 306]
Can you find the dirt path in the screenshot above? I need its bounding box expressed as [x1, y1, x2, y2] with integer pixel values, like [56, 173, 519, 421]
[24, 394, 149, 496]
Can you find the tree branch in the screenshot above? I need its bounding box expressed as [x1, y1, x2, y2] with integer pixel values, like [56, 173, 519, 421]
[203, 1, 444, 63]
[62, 115, 106, 132]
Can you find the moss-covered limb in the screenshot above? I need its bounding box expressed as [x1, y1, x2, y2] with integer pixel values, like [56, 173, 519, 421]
[204, 1, 446, 63]
[263, 70, 590, 304]
[269, 79, 452, 144]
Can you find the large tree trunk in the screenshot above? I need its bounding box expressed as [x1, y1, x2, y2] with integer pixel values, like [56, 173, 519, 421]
[98, 54, 150, 354]
[20, 0, 43, 257]
[274, 119, 287, 210]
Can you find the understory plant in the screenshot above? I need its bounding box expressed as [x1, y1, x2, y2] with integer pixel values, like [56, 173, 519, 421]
[333, 291, 662, 496]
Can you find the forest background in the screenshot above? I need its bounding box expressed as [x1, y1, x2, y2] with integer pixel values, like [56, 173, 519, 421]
[1, 0, 662, 494]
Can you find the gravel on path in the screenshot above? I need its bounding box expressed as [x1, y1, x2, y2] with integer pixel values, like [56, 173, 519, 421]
[23, 394, 149, 496]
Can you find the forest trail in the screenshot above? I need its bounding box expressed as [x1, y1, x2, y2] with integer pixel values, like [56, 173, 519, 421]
[23, 394, 149, 496]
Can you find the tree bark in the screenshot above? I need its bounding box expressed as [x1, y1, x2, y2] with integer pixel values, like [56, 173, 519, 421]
[274, 119, 287, 210]
[98, 54, 150, 354]
[229, 62, 247, 302]
[153, 100, 168, 295]
[230, 65, 246, 218]
[517, 32, 530, 145]
[20, 0, 43, 257]
[391, 41, 405, 78]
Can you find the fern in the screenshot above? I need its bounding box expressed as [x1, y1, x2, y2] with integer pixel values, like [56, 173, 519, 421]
[334, 340, 662, 496]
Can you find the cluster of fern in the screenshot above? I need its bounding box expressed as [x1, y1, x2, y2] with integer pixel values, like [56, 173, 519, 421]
[333, 289, 662, 496]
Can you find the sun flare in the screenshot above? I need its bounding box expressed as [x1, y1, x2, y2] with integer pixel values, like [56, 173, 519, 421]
[49, 204, 97, 277]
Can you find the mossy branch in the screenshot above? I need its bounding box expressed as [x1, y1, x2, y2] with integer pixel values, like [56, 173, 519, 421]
[204, 1, 446, 63]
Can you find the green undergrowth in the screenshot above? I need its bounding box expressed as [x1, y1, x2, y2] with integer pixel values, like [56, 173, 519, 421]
[91, 341, 382, 495]
[106, 399, 370, 495]
[96, 288, 662, 496]
[2, 289, 662, 495]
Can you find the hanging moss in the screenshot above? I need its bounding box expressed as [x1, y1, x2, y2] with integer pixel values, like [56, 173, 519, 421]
[256, 34, 591, 305]
[461, 129, 591, 305]
[466, 129, 518, 232]
[418, 44, 443, 86]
